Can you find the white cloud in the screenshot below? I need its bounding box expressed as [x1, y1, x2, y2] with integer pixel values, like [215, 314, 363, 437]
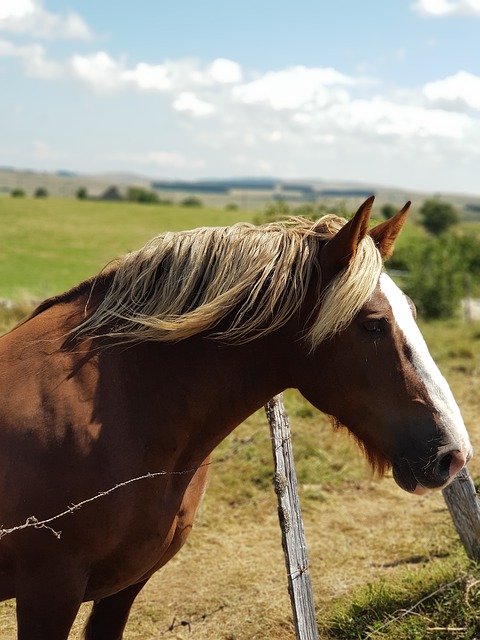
[0, 0, 35, 21]
[33, 139, 60, 159]
[70, 52, 242, 94]
[233, 66, 361, 111]
[424, 70, 480, 110]
[412, 0, 480, 16]
[4, 36, 480, 189]
[173, 92, 215, 117]
[0, 0, 92, 40]
[325, 97, 471, 140]
[224, 66, 472, 147]
[70, 52, 125, 92]
[107, 150, 205, 170]
[208, 58, 242, 84]
[0, 37, 60, 78]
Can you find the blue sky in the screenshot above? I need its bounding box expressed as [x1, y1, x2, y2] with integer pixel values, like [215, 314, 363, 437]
[2, 0, 480, 193]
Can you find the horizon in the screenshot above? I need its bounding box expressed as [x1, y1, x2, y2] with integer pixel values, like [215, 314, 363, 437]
[4, 166, 480, 201]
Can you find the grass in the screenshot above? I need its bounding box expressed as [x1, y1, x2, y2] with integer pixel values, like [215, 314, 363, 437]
[1, 199, 480, 638]
[0, 198, 256, 298]
[325, 561, 480, 639]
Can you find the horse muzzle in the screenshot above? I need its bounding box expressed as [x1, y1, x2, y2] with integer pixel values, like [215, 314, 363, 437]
[392, 444, 473, 495]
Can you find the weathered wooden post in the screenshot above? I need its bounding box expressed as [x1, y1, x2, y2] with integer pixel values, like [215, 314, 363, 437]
[265, 395, 319, 640]
[443, 467, 480, 561]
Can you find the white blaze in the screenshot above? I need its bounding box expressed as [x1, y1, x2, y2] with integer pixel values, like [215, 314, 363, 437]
[379, 273, 470, 452]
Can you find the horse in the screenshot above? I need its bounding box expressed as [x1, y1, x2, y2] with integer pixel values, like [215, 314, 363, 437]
[0, 196, 471, 639]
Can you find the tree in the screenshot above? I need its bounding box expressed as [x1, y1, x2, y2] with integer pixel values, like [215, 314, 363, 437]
[127, 187, 159, 204]
[34, 187, 48, 198]
[419, 199, 459, 236]
[404, 235, 467, 319]
[180, 196, 203, 207]
[256, 200, 352, 225]
[381, 203, 396, 220]
[76, 187, 88, 200]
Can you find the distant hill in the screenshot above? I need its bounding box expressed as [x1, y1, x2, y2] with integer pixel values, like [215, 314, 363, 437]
[2, 167, 480, 219]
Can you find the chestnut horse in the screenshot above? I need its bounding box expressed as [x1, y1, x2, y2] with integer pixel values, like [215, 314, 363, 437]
[0, 197, 471, 639]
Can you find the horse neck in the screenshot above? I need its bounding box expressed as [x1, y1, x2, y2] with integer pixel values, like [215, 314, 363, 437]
[96, 329, 294, 466]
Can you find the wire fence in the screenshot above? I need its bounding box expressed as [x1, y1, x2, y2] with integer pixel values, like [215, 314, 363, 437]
[0, 429, 268, 541]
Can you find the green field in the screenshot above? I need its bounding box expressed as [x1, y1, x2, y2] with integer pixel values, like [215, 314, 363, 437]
[0, 198, 256, 299]
[1, 198, 480, 639]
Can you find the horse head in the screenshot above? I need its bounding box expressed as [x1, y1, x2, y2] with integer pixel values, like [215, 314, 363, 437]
[295, 197, 472, 494]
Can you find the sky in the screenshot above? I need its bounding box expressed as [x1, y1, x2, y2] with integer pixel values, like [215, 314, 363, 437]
[1, 0, 480, 194]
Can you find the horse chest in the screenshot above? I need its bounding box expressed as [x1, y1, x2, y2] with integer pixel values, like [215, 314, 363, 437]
[85, 466, 209, 600]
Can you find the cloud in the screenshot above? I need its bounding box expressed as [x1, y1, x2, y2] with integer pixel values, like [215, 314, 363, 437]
[0, 36, 60, 78]
[173, 92, 215, 117]
[32, 139, 61, 160]
[0, 0, 92, 40]
[222, 66, 472, 147]
[233, 66, 363, 111]
[107, 150, 205, 170]
[424, 70, 480, 110]
[323, 97, 471, 140]
[208, 58, 242, 84]
[412, 0, 480, 16]
[70, 52, 127, 92]
[4, 36, 480, 186]
[221, 92, 472, 153]
[70, 52, 242, 94]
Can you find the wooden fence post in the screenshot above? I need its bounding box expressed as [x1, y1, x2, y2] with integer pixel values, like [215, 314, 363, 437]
[265, 395, 319, 640]
[442, 467, 480, 561]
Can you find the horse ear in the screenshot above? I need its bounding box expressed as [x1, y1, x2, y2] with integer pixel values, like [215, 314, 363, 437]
[320, 195, 374, 279]
[369, 201, 411, 260]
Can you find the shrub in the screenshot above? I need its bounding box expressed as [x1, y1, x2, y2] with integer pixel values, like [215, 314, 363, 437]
[256, 200, 352, 225]
[34, 187, 48, 198]
[180, 196, 203, 207]
[381, 203, 396, 220]
[403, 235, 469, 319]
[11, 188, 25, 198]
[76, 187, 88, 200]
[127, 187, 159, 204]
[419, 199, 459, 236]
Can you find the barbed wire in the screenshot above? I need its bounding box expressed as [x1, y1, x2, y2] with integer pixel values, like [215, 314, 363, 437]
[0, 428, 271, 541]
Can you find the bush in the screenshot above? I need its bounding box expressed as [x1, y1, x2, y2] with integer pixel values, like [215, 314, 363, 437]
[455, 235, 480, 278]
[34, 187, 48, 198]
[11, 188, 25, 198]
[255, 200, 352, 225]
[403, 235, 469, 319]
[419, 199, 459, 236]
[180, 196, 203, 207]
[76, 187, 88, 200]
[225, 203, 239, 211]
[127, 187, 159, 204]
[381, 203, 396, 220]
[263, 199, 291, 222]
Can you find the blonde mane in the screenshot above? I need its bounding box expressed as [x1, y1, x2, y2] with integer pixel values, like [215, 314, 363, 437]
[68, 215, 382, 349]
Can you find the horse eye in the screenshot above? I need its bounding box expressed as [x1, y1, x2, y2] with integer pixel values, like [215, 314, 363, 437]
[363, 319, 383, 333]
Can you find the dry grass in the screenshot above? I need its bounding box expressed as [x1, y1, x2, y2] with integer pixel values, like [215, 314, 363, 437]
[0, 309, 479, 639]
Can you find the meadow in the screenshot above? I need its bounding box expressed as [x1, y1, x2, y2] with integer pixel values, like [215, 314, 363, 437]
[0, 197, 480, 639]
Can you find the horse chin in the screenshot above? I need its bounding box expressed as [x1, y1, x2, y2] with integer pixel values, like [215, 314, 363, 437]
[412, 483, 429, 495]
[392, 460, 429, 495]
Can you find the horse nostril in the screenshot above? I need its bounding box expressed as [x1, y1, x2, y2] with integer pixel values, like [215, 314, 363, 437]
[436, 449, 466, 482]
[449, 450, 467, 478]
[437, 452, 453, 481]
